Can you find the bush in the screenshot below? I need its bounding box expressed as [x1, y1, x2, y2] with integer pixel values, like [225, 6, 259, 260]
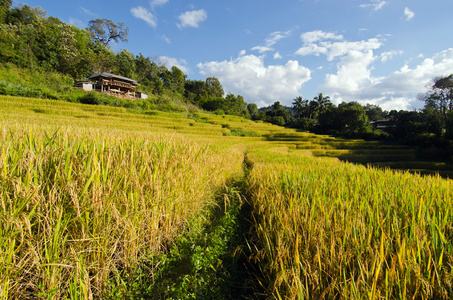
[271, 116, 285, 126]
[290, 118, 317, 130]
[223, 127, 261, 137]
[78, 92, 103, 105]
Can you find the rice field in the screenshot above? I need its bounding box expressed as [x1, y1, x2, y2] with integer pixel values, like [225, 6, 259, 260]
[1, 95, 453, 299]
[245, 148, 453, 299]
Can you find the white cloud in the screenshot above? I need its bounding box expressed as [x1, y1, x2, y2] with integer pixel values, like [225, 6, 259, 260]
[359, 1, 387, 11]
[177, 9, 207, 29]
[198, 54, 311, 107]
[239, 50, 246, 56]
[131, 6, 157, 28]
[266, 30, 291, 46]
[274, 52, 282, 59]
[251, 46, 273, 53]
[159, 56, 189, 73]
[80, 6, 96, 16]
[300, 30, 343, 44]
[252, 30, 291, 53]
[296, 30, 382, 61]
[404, 7, 414, 21]
[150, 0, 169, 8]
[380, 50, 403, 62]
[324, 48, 453, 110]
[325, 50, 377, 95]
[161, 35, 171, 44]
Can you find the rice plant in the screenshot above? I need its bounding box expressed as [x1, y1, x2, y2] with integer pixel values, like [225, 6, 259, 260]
[245, 148, 453, 299]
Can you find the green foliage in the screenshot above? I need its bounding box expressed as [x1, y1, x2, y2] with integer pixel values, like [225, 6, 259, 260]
[290, 117, 317, 130]
[364, 103, 386, 121]
[106, 185, 248, 300]
[204, 77, 224, 98]
[223, 127, 261, 137]
[0, 0, 12, 23]
[247, 103, 258, 119]
[87, 18, 129, 47]
[292, 95, 310, 119]
[114, 49, 135, 79]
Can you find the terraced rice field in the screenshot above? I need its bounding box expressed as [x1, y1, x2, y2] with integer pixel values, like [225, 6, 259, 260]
[1, 95, 452, 299]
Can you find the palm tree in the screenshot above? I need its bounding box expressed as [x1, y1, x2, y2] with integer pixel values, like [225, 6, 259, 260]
[292, 96, 308, 119]
[313, 93, 332, 116]
[313, 93, 332, 133]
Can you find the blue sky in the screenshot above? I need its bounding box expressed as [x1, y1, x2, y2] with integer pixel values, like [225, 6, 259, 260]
[16, 0, 453, 110]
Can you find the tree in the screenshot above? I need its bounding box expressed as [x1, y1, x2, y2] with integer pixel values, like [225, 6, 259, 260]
[247, 103, 259, 119]
[87, 18, 129, 47]
[0, 0, 12, 23]
[292, 95, 309, 119]
[312, 93, 332, 116]
[205, 77, 224, 98]
[431, 75, 453, 119]
[170, 66, 186, 94]
[337, 101, 370, 136]
[224, 93, 248, 117]
[185, 79, 206, 104]
[6, 4, 46, 25]
[364, 104, 385, 121]
[266, 101, 292, 126]
[272, 101, 282, 110]
[92, 46, 115, 73]
[115, 49, 135, 79]
[159, 66, 186, 94]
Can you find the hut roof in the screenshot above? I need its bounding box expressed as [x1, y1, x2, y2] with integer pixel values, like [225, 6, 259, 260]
[88, 72, 138, 85]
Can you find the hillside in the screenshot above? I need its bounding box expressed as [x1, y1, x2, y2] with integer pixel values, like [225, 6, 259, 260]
[1, 95, 453, 299]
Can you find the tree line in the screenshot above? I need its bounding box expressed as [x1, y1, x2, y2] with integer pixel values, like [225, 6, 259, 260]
[253, 79, 453, 159]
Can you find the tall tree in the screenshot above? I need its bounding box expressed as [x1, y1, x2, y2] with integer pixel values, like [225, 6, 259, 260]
[204, 77, 224, 98]
[0, 0, 12, 23]
[115, 49, 135, 78]
[313, 93, 332, 116]
[247, 103, 259, 119]
[431, 75, 453, 119]
[292, 95, 308, 119]
[87, 18, 129, 47]
[364, 104, 385, 121]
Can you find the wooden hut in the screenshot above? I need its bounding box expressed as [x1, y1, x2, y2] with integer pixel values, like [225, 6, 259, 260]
[88, 72, 139, 97]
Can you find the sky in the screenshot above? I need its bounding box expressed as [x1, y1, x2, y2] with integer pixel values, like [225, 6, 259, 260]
[15, 0, 453, 110]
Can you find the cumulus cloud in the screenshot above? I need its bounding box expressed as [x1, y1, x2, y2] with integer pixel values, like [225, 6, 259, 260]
[324, 48, 453, 110]
[197, 54, 311, 107]
[159, 56, 189, 73]
[359, 0, 387, 11]
[325, 50, 377, 95]
[131, 6, 157, 27]
[274, 52, 282, 59]
[177, 9, 207, 29]
[404, 7, 414, 20]
[252, 30, 291, 53]
[294, 31, 453, 110]
[296, 30, 382, 61]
